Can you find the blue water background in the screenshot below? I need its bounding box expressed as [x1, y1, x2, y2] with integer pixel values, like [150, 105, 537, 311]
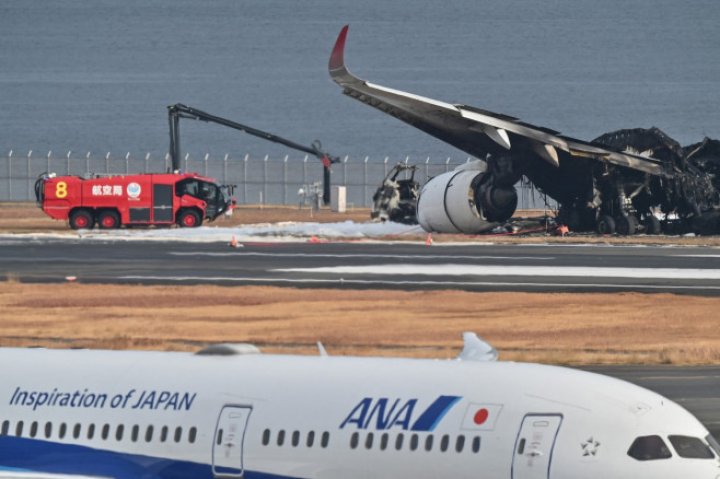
[0, 0, 718, 204]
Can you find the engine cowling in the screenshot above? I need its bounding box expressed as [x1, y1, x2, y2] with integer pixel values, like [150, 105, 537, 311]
[417, 165, 517, 234]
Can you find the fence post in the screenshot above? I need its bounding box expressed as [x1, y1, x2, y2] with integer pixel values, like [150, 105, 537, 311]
[86, 152, 91, 175]
[302, 155, 308, 190]
[7, 150, 12, 201]
[363, 156, 369, 207]
[243, 154, 249, 203]
[223, 154, 228, 184]
[283, 155, 288, 204]
[262, 155, 268, 205]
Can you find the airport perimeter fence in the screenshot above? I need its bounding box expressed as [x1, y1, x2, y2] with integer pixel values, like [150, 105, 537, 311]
[0, 150, 555, 210]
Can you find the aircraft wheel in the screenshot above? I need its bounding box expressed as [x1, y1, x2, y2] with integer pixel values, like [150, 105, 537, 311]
[69, 209, 94, 230]
[596, 215, 616, 235]
[98, 210, 120, 229]
[178, 209, 202, 228]
[643, 216, 661, 235]
[616, 215, 638, 236]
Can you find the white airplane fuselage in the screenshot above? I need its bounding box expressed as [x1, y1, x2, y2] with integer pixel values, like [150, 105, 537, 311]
[0, 347, 718, 479]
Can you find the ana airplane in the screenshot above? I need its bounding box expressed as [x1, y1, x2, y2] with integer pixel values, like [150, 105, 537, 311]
[0, 333, 718, 479]
[328, 26, 720, 236]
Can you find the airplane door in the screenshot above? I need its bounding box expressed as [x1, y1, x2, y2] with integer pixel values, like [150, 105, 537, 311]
[512, 414, 562, 479]
[213, 406, 252, 477]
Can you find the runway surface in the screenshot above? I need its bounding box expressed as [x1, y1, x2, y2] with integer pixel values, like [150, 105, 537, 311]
[2, 238, 720, 294]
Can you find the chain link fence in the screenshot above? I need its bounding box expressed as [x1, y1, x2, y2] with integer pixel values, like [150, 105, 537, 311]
[0, 150, 555, 210]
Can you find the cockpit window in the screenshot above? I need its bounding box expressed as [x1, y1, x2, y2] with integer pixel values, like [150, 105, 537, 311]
[706, 434, 720, 457]
[627, 435, 672, 461]
[668, 435, 715, 459]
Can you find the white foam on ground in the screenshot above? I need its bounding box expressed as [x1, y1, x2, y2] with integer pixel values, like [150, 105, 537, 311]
[0, 221, 423, 243]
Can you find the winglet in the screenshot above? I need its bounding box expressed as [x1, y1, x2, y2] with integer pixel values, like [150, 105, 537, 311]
[457, 332, 498, 362]
[329, 25, 350, 73]
[317, 341, 329, 357]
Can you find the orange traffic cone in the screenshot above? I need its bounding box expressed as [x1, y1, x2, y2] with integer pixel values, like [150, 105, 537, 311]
[229, 235, 239, 248]
[425, 233, 433, 246]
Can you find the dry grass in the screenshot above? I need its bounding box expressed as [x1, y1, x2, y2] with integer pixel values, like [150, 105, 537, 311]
[2, 281, 719, 365]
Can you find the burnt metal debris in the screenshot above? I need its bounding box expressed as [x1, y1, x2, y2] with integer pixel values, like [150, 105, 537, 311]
[371, 163, 419, 224]
[558, 127, 720, 235]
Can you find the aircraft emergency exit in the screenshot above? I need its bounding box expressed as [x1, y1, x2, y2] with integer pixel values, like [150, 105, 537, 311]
[0, 333, 718, 479]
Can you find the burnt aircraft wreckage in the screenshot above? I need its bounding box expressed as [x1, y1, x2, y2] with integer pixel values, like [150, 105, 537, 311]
[329, 26, 720, 235]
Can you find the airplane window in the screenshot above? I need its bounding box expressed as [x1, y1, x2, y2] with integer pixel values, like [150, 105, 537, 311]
[380, 433, 389, 451]
[277, 430, 286, 446]
[306, 431, 315, 448]
[395, 433, 404, 451]
[44, 422, 52, 439]
[15, 421, 23, 437]
[425, 435, 434, 452]
[132, 425, 140, 442]
[365, 432, 374, 449]
[101, 424, 110, 440]
[146, 425, 154, 442]
[217, 429, 224, 446]
[321, 431, 330, 448]
[116, 425, 124, 441]
[517, 438, 526, 455]
[1, 420, 8, 436]
[440, 434, 449, 452]
[628, 435, 672, 461]
[30, 421, 38, 438]
[59, 423, 67, 439]
[706, 435, 720, 456]
[292, 430, 300, 447]
[174, 427, 182, 443]
[410, 434, 419, 451]
[456, 435, 466, 453]
[87, 424, 95, 440]
[73, 423, 81, 439]
[161, 426, 169, 442]
[262, 429, 270, 446]
[668, 435, 715, 459]
[472, 436, 481, 453]
[350, 432, 359, 449]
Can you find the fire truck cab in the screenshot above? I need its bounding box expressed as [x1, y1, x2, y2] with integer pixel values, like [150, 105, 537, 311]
[35, 172, 234, 230]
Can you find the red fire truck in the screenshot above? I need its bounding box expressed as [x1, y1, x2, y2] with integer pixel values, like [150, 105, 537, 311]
[35, 172, 235, 229]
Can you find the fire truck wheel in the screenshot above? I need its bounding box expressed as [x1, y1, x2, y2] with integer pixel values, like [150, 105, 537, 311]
[178, 209, 202, 228]
[69, 209, 94, 230]
[98, 210, 120, 229]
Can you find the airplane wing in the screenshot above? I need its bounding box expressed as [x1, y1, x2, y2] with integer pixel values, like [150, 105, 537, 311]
[329, 25, 668, 177]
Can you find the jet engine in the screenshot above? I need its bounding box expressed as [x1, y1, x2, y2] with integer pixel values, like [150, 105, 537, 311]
[417, 162, 517, 234]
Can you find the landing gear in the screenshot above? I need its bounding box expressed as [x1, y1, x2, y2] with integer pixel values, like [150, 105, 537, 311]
[642, 216, 661, 235]
[615, 215, 638, 236]
[596, 215, 616, 235]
